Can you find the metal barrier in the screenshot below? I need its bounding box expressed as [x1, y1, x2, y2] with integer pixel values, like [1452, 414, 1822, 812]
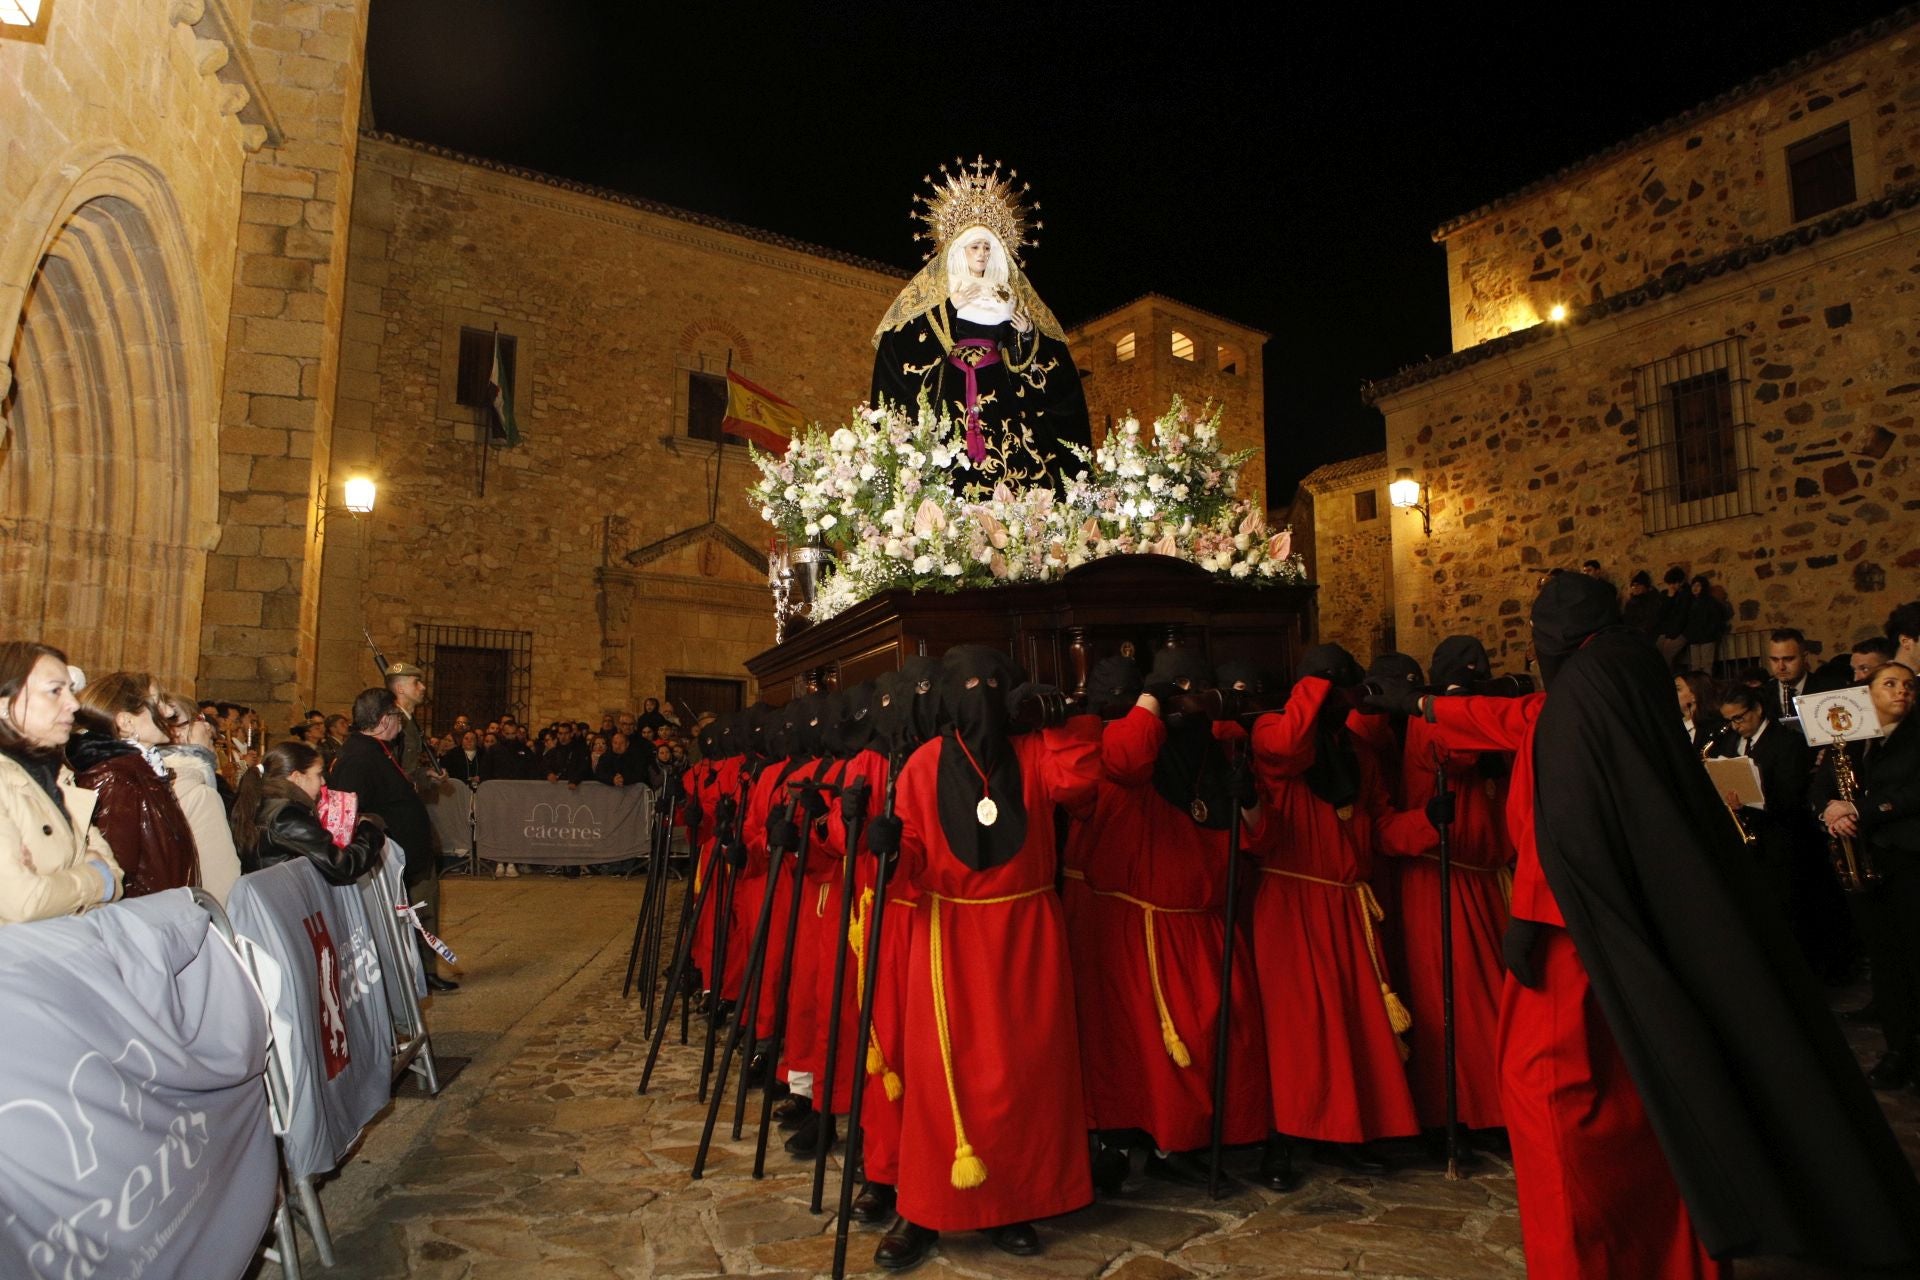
[223, 848, 442, 1269]
[192, 887, 306, 1280]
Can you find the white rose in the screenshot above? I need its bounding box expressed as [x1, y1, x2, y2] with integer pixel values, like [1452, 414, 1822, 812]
[784, 485, 799, 501]
[1139, 499, 1157, 518]
[804, 520, 820, 536]
[1066, 548, 1088, 568]
[1147, 475, 1165, 493]
[912, 554, 934, 574]
[859, 462, 878, 482]
[821, 513, 838, 530]
[941, 561, 962, 577]
[830, 428, 858, 453]
[1172, 484, 1190, 501]
[931, 448, 951, 468]
[760, 506, 776, 522]
[1230, 561, 1251, 578]
[1233, 532, 1250, 551]
[885, 538, 905, 557]
[907, 450, 926, 469]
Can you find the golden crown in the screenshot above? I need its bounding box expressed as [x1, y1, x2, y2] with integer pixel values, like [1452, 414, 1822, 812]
[912, 155, 1041, 263]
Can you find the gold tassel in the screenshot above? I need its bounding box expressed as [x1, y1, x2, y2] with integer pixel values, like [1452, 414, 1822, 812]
[950, 1142, 988, 1189]
[1162, 1025, 1193, 1069]
[1383, 984, 1414, 1035]
[884, 1069, 903, 1102]
[867, 1042, 886, 1076]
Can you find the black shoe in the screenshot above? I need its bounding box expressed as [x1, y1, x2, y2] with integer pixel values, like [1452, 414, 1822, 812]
[784, 1113, 836, 1158]
[1145, 1150, 1217, 1189]
[744, 1051, 770, 1087]
[424, 974, 461, 993]
[1091, 1142, 1130, 1195]
[852, 1181, 896, 1225]
[1867, 1050, 1913, 1090]
[985, 1222, 1040, 1256]
[875, 1219, 938, 1272]
[774, 1095, 813, 1129]
[1313, 1141, 1388, 1174]
[1258, 1136, 1303, 1192]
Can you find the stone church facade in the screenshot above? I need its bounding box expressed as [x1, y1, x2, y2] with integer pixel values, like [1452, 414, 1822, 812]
[1347, 13, 1920, 671]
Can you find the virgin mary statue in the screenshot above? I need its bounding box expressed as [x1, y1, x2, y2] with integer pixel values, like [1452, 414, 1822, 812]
[871, 157, 1090, 486]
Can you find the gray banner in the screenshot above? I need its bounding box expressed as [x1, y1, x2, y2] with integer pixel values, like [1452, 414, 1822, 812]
[424, 778, 475, 856]
[473, 780, 654, 865]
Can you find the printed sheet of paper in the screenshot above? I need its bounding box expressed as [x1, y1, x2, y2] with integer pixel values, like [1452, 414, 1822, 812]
[1704, 756, 1766, 810]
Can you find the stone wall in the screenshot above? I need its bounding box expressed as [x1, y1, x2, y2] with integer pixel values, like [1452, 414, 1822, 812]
[0, 0, 302, 688]
[1374, 211, 1919, 670]
[1068, 294, 1267, 495]
[313, 136, 905, 724]
[1296, 454, 1394, 659]
[197, 0, 370, 726]
[1438, 17, 1920, 348]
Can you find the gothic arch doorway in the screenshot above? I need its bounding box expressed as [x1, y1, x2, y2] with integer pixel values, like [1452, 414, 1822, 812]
[0, 156, 216, 685]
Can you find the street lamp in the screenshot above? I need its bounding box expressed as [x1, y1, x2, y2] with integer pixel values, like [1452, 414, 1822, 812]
[1389, 467, 1431, 536]
[315, 476, 378, 539]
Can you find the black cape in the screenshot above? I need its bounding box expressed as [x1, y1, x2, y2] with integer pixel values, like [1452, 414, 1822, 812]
[1532, 626, 1920, 1266]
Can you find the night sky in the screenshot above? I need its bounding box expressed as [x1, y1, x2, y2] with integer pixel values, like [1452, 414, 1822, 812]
[365, 1, 1906, 502]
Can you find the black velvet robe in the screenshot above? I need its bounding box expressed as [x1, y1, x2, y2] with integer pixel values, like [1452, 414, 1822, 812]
[1532, 626, 1920, 1267]
[871, 303, 1090, 487]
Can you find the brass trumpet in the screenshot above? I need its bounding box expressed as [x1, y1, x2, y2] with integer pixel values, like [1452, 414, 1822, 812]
[1701, 743, 1759, 848]
[1822, 743, 1881, 893]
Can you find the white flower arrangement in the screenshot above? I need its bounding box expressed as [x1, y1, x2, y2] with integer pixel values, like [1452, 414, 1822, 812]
[750, 396, 1305, 624]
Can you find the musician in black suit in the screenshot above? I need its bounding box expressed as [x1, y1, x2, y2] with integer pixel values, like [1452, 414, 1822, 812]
[1815, 663, 1920, 1089]
[1761, 627, 1814, 723]
[1709, 688, 1810, 930]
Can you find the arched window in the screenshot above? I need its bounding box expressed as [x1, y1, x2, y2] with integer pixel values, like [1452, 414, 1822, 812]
[1170, 331, 1195, 362]
[1114, 331, 1136, 362]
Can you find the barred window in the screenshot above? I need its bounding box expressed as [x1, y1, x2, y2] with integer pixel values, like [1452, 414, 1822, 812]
[1787, 124, 1855, 223]
[1633, 338, 1759, 533]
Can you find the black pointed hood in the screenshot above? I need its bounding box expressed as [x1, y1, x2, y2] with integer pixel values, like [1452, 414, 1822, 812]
[935, 645, 1027, 870]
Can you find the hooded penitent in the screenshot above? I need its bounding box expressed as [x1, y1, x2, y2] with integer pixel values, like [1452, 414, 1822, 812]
[828, 682, 878, 759]
[1145, 648, 1232, 830]
[1086, 656, 1143, 721]
[1429, 636, 1492, 693]
[935, 646, 1028, 870]
[1529, 578, 1920, 1266]
[1295, 643, 1362, 810]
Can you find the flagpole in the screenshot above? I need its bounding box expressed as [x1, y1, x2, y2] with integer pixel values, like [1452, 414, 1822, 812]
[709, 350, 732, 526]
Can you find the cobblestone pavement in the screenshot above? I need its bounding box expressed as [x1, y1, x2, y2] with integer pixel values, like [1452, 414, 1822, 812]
[265, 876, 1920, 1279]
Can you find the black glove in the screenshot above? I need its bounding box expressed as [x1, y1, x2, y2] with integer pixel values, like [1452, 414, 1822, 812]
[1297, 643, 1363, 689]
[767, 816, 799, 853]
[1503, 919, 1546, 989]
[1144, 681, 1186, 709]
[714, 796, 737, 830]
[841, 778, 870, 827]
[1424, 791, 1456, 828]
[1008, 682, 1068, 730]
[723, 834, 748, 872]
[865, 814, 902, 867]
[1362, 679, 1425, 718]
[794, 788, 829, 822]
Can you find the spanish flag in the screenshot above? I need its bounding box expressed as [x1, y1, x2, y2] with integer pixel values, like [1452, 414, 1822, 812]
[722, 370, 804, 454]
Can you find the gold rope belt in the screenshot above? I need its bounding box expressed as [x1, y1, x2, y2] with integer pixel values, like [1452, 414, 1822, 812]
[1414, 855, 1515, 909]
[1087, 887, 1209, 1070]
[928, 885, 1052, 1190]
[1061, 868, 1087, 881]
[1259, 868, 1413, 1049]
[847, 887, 903, 1100]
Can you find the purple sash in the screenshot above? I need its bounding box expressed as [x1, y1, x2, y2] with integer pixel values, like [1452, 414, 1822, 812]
[947, 338, 1002, 464]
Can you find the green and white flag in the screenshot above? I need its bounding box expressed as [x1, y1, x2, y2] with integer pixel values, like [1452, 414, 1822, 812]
[486, 329, 520, 446]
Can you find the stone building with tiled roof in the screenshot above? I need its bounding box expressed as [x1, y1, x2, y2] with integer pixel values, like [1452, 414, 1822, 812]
[1289, 452, 1394, 658]
[1336, 8, 1920, 672]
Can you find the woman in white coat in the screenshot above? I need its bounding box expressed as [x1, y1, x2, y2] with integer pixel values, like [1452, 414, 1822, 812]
[0, 641, 123, 924]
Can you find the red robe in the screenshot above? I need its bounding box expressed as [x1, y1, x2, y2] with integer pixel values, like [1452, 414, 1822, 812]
[687, 757, 737, 990]
[1247, 677, 1432, 1144]
[1075, 707, 1269, 1151]
[1427, 695, 1724, 1279]
[736, 755, 815, 1028]
[1060, 714, 1126, 1117]
[893, 722, 1100, 1232]
[779, 756, 851, 1082]
[1383, 716, 1512, 1130]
